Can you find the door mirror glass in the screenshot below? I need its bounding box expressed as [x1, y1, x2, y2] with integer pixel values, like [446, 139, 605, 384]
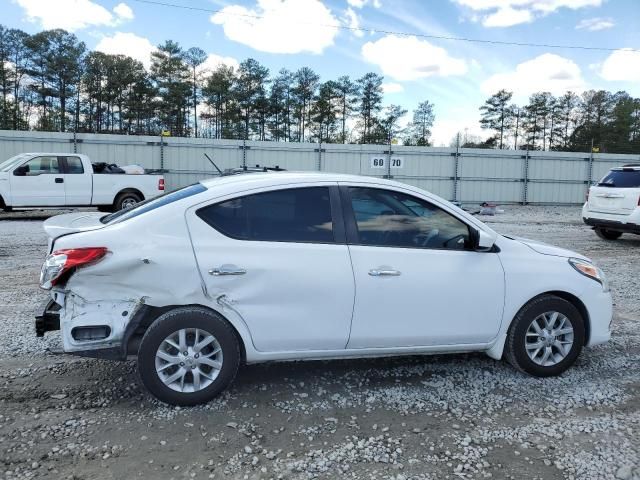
[13, 164, 29, 176]
[475, 229, 495, 251]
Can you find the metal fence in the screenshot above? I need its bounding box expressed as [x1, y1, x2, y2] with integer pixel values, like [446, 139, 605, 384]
[1, 129, 639, 205]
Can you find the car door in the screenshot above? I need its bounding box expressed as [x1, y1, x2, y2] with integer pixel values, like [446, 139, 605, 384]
[342, 185, 505, 349]
[61, 156, 92, 205]
[186, 184, 355, 352]
[10, 155, 65, 206]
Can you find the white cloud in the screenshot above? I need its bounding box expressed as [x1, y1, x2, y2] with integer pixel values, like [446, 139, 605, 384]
[347, 0, 381, 8]
[600, 49, 640, 82]
[454, 0, 602, 27]
[95, 32, 155, 69]
[362, 35, 467, 81]
[431, 117, 486, 147]
[481, 53, 586, 97]
[344, 8, 364, 37]
[113, 2, 134, 21]
[15, 0, 134, 31]
[482, 6, 532, 27]
[210, 0, 339, 54]
[198, 53, 240, 74]
[576, 17, 614, 31]
[382, 82, 403, 94]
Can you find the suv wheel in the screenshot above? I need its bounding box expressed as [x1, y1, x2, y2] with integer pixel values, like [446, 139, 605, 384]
[594, 228, 622, 240]
[138, 307, 240, 406]
[504, 295, 585, 377]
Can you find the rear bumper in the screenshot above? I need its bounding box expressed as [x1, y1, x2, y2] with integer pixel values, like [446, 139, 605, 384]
[583, 217, 640, 234]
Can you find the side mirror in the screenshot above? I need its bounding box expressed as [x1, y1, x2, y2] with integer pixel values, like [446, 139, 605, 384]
[13, 165, 29, 176]
[475, 229, 495, 252]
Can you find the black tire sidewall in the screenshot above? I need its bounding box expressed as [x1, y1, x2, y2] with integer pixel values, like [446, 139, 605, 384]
[115, 192, 141, 211]
[595, 228, 622, 240]
[138, 308, 240, 406]
[509, 297, 585, 377]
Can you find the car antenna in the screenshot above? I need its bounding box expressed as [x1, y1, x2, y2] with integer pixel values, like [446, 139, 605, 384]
[204, 153, 223, 176]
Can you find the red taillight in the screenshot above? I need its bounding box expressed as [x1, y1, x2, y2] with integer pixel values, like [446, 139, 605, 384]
[158, 178, 165, 191]
[40, 247, 108, 289]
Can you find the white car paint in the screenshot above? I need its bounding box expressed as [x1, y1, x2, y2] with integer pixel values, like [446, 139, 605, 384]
[0, 152, 164, 209]
[39, 172, 612, 366]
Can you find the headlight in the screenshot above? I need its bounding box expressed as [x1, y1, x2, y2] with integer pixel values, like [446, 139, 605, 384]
[568, 258, 609, 292]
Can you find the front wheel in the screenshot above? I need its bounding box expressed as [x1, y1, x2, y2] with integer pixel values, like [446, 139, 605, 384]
[595, 228, 622, 240]
[138, 307, 240, 406]
[504, 295, 585, 377]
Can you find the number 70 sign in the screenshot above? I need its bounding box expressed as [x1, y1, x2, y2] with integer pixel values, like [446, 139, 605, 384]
[370, 157, 403, 169]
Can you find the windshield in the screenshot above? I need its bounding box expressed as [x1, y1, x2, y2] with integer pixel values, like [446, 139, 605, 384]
[597, 169, 640, 188]
[0, 154, 31, 172]
[101, 183, 208, 224]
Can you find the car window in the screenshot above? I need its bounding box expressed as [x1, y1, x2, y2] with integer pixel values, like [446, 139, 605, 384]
[101, 183, 206, 224]
[197, 187, 334, 243]
[64, 156, 84, 174]
[597, 169, 640, 188]
[348, 187, 471, 250]
[23, 156, 61, 175]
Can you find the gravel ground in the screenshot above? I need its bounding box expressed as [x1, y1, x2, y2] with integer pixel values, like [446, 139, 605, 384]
[0, 206, 639, 480]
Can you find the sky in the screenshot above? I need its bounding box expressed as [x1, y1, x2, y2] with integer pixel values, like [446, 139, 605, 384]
[3, 0, 640, 145]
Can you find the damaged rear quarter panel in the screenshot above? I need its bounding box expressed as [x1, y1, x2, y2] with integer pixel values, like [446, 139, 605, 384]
[52, 212, 228, 353]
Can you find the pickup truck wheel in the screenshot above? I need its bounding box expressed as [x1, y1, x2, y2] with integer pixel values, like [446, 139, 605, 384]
[114, 192, 141, 211]
[594, 228, 622, 240]
[504, 295, 585, 377]
[138, 307, 240, 406]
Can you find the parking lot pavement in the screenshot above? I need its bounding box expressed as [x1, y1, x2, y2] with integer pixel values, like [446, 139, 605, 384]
[0, 206, 638, 480]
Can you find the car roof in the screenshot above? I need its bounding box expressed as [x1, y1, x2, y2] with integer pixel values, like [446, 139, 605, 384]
[199, 171, 408, 190]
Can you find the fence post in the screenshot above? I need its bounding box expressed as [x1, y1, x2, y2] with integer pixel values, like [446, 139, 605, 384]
[315, 140, 324, 171]
[452, 133, 460, 202]
[160, 134, 165, 170]
[586, 138, 594, 195]
[242, 137, 247, 168]
[522, 147, 530, 205]
[72, 130, 77, 153]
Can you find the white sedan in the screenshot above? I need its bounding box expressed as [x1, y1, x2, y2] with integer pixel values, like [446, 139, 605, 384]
[37, 172, 612, 405]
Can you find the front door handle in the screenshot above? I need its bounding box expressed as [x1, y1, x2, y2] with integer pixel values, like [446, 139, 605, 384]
[208, 264, 247, 276]
[55, 177, 64, 183]
[369, 268, 401, 277]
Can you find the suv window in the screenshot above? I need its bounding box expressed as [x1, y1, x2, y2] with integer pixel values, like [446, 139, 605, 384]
[597, 169, 640, 188]
[348, 187, 471, 250]
[23, 156, 60, 175]
[64, 156, 84, 174]
[197, 187, 334, 243]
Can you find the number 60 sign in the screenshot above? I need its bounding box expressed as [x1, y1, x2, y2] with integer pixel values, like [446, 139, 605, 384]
[370, 157, 403, 169]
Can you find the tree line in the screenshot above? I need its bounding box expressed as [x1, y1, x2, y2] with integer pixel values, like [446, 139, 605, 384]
[0, 25, 435, 146]
[476, 89, 640, 154]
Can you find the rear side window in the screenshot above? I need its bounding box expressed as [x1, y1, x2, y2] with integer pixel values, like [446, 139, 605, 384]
[597, 169, 640, 188]
[63, 156, 84, 174]
[197, 187, 334, 243]
[101, 183, 206, 224]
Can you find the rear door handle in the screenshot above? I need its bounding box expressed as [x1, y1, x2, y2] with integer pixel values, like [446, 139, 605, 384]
[55, 177, 64, 183]
[369, 268, 401, 277]
[208, 264, 247, 276]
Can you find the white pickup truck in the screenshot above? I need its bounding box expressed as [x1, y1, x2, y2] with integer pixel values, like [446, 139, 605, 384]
[0, 152, 164, 212]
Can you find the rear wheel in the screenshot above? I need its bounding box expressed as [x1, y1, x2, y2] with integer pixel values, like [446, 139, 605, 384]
[138, 307, 240, 406]
[114, 191, 142, 211]
[595, 228, 622, 240]
[504, 295, 585, 377]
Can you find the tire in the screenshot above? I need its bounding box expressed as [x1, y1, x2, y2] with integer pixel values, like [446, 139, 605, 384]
[113, 191, 142, 211]
[504, 295, 586, 377]
[594, 228, 622, 240]
[138, 306, 240, 406]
